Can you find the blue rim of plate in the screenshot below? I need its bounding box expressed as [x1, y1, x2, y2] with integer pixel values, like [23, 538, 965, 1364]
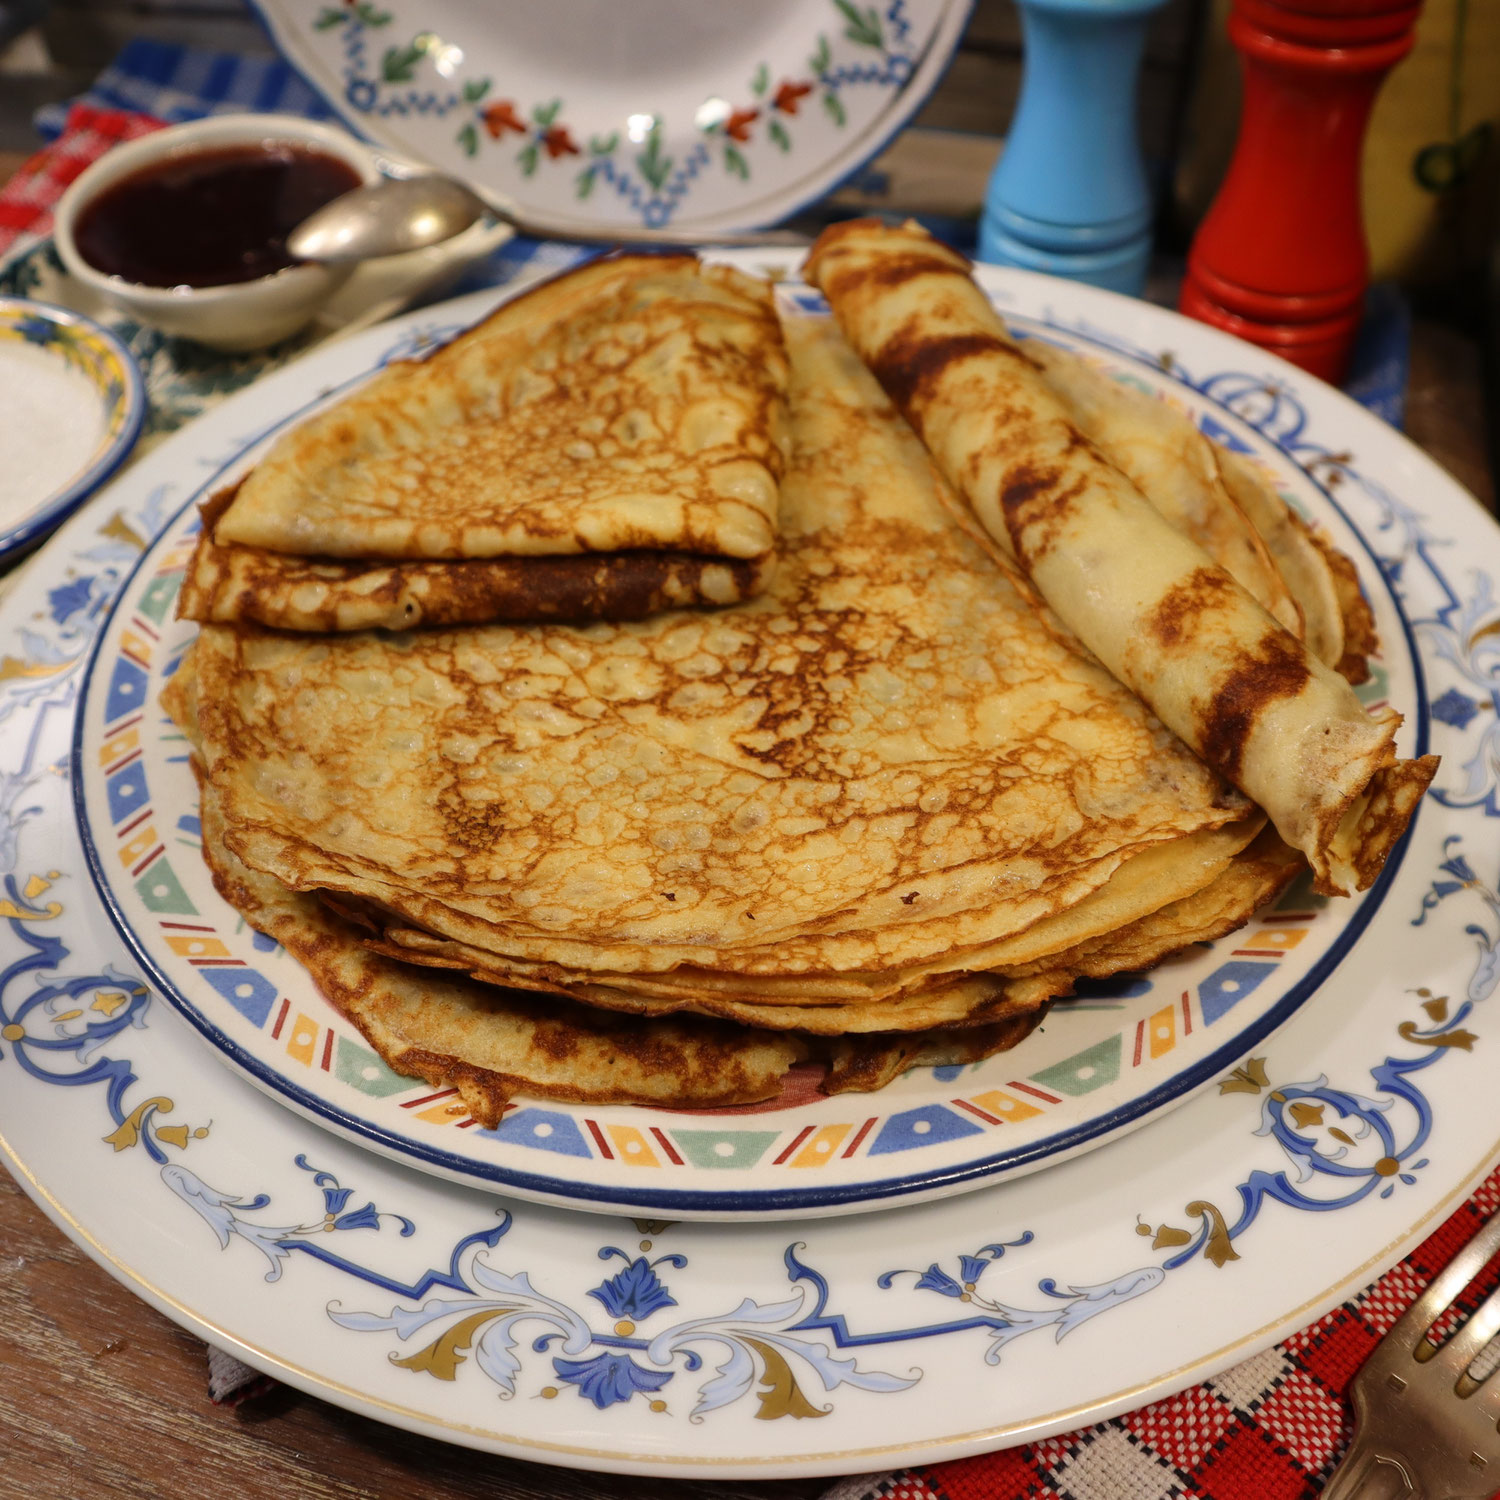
[68, 313, 1428, 1217]
[243, 0, 976, 231]
[0, 297, 147, 565]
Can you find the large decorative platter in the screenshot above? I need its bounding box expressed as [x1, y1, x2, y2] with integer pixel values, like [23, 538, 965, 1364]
[71, 263, 1419, 1220]
[6, 262, 1500, 1476]
[248, 0, 972, 232]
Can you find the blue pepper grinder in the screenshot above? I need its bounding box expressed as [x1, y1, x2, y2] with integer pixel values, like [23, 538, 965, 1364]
[980, 0, 1170, 295]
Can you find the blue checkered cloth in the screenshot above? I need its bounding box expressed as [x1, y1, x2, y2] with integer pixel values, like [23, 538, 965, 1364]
[33, 38, 590, 292]
[34, 38, 335, 139]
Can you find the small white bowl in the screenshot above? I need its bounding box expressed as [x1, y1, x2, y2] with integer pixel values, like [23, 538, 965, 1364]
[54, 114, 382, 353]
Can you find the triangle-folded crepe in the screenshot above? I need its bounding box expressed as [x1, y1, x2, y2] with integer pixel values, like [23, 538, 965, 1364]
[181, 255, 791, 629]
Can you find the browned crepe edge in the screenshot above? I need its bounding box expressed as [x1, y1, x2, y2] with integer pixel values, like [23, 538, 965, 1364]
[1301, 519, 1380, 685]
[187, 755, 1047, 1114]
[180, 486, 777, 631]
[822, 1009, 1050, 1094]
[353, 930, 1065, 1034]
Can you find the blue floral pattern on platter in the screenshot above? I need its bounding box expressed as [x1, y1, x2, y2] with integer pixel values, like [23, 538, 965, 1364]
[4, 263, 1500, 1468]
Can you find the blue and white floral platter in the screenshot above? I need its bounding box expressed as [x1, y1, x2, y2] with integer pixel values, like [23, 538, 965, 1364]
[248, 0, 972, 231]
[7, 260, 1500, 1477]
[70, 263, 1425, 1222]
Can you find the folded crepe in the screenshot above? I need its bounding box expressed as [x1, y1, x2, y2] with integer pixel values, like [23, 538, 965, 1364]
[804, 219, 1437, 896]
[180, 255, 791, 630]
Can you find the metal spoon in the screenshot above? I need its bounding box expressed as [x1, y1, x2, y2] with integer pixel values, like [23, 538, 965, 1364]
[287, 175, 490, 264]
[287, 172, 808, 265]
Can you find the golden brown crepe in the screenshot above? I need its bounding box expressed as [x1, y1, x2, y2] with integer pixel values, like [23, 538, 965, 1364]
[199, 774, 806, 1117]
[804, 219, 1436, 896]
[179, 255, 792, 632]
[1024, 341, 1302, 640]
[217, 254, 790, 562]
[163, 268, 1398, 1115]
[185, 701, 1051, 1117]
[274, 814, 1261, 1000]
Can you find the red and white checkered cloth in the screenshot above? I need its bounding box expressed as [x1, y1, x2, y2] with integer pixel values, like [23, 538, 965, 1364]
[0, 102, 164, 262]
[825, 1162, 1500, 1500]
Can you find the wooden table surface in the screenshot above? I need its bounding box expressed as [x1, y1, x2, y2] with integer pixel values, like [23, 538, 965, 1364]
[1, 140, 1494, 1500]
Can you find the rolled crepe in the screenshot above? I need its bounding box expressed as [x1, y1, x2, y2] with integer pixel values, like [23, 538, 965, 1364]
[804, 219, 1437, 895]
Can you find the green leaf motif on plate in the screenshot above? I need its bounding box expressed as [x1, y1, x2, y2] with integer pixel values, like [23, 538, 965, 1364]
[134, 860, 196, 917]
[637, 129, 673, 191]
[336, 1036, 415, 1097]
[381, 39, 426, 83]
[834, 0, 883, 50]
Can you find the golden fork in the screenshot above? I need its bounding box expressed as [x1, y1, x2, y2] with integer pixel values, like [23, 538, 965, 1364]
[1325, 1204, 1500, 1498]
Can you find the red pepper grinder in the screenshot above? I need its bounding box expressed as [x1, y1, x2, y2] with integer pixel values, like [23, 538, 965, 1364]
[1180, 0, 1422, 385]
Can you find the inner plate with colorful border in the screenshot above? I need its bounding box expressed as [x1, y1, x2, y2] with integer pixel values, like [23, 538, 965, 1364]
[9, 260, 1500, 1476]
[249, 0, 972, 233]
[71, 263, 1426, 1220]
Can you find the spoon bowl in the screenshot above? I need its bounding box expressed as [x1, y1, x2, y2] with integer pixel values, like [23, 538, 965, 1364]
[288, 174, 490, 265]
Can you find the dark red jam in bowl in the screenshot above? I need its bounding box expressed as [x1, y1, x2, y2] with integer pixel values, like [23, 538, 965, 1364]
[74, 143, 363, 289]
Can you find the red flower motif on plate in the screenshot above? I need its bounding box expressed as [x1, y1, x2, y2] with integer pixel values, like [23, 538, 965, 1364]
[773, 81, 813, 114]
[725, 108, 759, 143]
[483, 101, 526, 139]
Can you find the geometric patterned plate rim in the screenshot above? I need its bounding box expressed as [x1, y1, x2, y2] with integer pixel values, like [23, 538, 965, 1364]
[70, 265, 1424, 1220]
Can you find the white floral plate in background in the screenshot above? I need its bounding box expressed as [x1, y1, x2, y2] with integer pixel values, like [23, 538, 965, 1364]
[5, 262, 1500, 1474]
[248, 0, 972, 231]
[71, 263, 1423, 1219]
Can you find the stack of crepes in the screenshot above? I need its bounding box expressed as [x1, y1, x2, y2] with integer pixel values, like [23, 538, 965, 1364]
[164, 233, 1437, 1127]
